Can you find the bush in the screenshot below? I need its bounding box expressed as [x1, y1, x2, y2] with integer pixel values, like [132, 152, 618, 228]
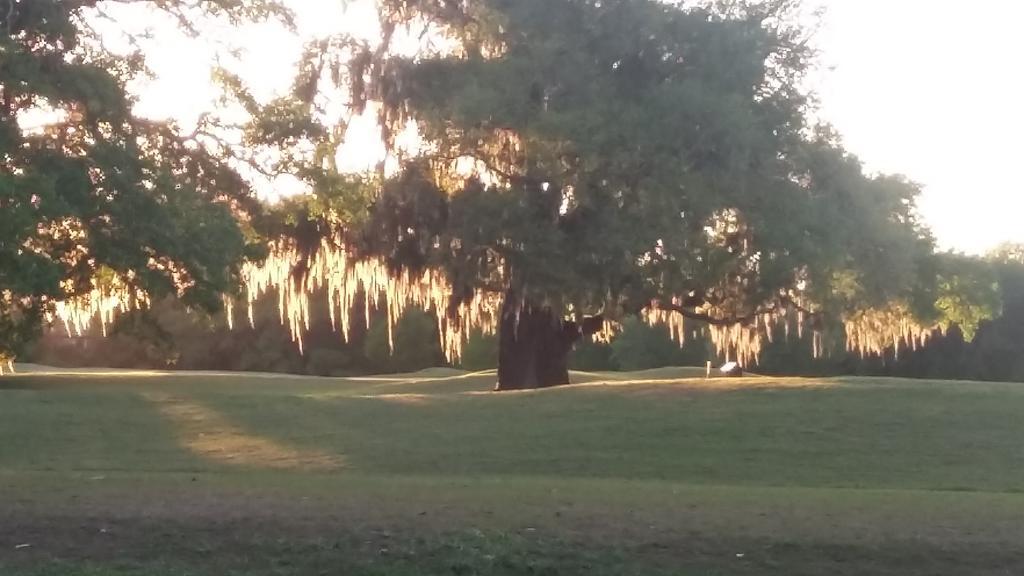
[365, 308, 444, 373]
[610, 318, 709, 371]
[459, 330, 498, 371]
[570, 340, 618, 371]
[305, 348, 355, 376]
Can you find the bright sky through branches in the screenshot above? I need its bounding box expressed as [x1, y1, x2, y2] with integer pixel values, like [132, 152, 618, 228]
[117, 0, 1024, 255]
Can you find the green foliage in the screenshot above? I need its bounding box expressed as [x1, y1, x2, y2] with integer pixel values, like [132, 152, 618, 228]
[305, 347, 356, 377]
[791, 137, 938, 320]
[610, 318, 710, 371]
[239, 0, 969, 358]
[933, 254, 1001, 341]
[364, 308, 445, 373]
[31, 297, 302, 372]
[569, 340, 617, 371]
[459, 330, 499, 371]
[466, 318, 715, 374]
[7, 0, 1000, 371]
[0, 0, 286, 359]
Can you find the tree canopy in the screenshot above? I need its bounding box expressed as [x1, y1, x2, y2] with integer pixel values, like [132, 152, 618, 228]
[227, 0, 993, 388]
[0, 0, 289, 365]
[1, 0, 1002, 388]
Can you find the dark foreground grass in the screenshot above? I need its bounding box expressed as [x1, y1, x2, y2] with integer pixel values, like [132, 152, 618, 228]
[2, 367, 1024, 574]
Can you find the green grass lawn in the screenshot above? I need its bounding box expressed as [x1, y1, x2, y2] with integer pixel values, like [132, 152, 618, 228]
[2, 366, 1024, 575]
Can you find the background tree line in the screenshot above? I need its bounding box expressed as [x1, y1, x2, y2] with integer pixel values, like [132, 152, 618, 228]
[28, 244, 1024, 383]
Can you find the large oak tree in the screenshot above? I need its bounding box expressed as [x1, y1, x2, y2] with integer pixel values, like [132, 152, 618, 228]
[239, 0, 991, 390]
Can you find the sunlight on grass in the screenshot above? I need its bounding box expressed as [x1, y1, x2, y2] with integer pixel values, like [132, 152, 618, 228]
[465, 375, 837, 396]
[11, 364, 172, 378]
[352, 369, 496, 384]
[143, 392, 343, 471]
[355, 393, 434, 405]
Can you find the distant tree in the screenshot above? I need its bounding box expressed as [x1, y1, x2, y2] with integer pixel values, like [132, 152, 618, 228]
[755, 251, 1007, 381]
[931, 253, 1001, 342]
[963, 246, 1024, 381]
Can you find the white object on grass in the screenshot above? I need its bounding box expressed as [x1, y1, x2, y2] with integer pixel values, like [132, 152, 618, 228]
[720, 361, 740, 374]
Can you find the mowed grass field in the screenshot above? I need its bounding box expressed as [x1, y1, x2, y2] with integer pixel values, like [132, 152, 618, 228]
[3, 366, 1024, 575]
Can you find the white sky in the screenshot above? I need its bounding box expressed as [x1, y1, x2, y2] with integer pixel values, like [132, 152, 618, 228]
[118, 0, 1024, 255]
[808, 0, 1024, 254]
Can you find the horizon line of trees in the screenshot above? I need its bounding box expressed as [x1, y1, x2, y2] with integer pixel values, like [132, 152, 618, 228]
[28, 243, 1024, 383]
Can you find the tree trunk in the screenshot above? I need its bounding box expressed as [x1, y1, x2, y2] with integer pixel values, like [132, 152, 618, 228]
[495, 293, 603, 391]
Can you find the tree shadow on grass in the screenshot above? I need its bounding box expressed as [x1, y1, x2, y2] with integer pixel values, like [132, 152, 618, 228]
[0, 385, 206, 473]
[141, 391, 343, 471]
[192, 379, 1024, 491]
[0, 376, 346, 473]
